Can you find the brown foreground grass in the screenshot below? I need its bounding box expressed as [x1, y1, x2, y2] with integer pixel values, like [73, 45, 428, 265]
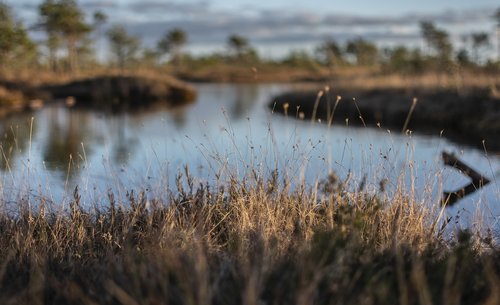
[0, 66, 498, 304]
[0, 169, 498, 305]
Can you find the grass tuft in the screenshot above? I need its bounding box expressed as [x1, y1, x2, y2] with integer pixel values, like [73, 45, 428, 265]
[0, 168, 498, 304]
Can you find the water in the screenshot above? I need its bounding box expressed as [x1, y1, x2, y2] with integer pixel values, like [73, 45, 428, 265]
[0, 83, 499, 228]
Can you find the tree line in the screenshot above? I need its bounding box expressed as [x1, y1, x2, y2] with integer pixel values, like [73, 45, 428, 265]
[1, 1, 499, 74]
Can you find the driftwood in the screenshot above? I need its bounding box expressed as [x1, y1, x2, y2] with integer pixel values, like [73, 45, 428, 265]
[441, 151, 491, 206]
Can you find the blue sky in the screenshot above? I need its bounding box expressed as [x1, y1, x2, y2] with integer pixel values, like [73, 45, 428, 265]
[8, 0, 500, 58]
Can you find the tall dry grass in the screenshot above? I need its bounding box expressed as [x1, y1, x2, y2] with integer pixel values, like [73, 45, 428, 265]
[0, 165, 498, 305]
[0, 74, 498, 304]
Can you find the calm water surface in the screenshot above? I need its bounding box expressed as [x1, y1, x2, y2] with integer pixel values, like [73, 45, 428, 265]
[0, 83, 499, 227]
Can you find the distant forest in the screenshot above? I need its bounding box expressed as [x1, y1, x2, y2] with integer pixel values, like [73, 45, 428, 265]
[1, 1, 499, 74]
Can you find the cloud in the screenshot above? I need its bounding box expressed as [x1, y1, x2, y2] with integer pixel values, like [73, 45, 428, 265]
[122, 6, 494, 45]
[127, 1, 210, 15]
[80, 1, 118, 10]
[8, 0, 496, 56]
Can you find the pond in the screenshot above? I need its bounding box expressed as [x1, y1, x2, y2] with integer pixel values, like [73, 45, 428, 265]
[0, 83, 499, 228]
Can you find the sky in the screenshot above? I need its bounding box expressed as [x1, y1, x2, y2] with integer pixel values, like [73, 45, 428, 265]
[7, 0, 500, 59]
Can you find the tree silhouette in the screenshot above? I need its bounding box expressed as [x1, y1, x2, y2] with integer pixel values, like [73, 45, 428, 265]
[0, 3, 36, 70]
[420, 21, 452, 67]
[385, 46, 410, 73]
[470, 32, 489, 64]
[227, 34, 250, 59]
[456, 49, 471, 66]
[93, 10, 107, 28]
[494, 8, 500, 62]
[345, 38, 378, 66]
[316, 39, 343, 67]
[158, 28, 187, 69]
[38, 0, 59, 71]
[93, 10, 107, 62]
[38, 0, 91, 73]
[107, 25, 140, 70]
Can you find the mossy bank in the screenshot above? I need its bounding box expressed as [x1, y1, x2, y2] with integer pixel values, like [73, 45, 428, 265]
[0, 73, 197, 114]
[270, 86, 500, 152]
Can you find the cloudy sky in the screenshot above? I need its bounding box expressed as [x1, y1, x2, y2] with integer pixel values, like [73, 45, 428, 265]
[8, 0, 500, 58]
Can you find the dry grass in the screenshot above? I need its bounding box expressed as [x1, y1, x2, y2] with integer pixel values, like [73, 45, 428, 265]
[324, 71, 499, 91]
[3, 65, 498, 89]
[0, 66, 499, 304]
[0, 167, 498, 305]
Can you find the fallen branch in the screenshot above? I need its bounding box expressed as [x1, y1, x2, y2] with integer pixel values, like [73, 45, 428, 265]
[441, 151, 490, 206]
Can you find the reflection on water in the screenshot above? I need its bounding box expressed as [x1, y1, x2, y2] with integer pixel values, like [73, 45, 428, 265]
[231, 85, 259, 120]
[111, 116, 137, 165]
[43, 107, 92, 179]
[170, 107, 188, 129]
[0, 113, 35, 171]
[0, 83, 498, 228]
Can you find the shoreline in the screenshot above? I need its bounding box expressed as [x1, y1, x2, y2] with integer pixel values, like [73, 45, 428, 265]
[1, 70, 498, 153]
[0, 72, 197, 115]
[269, 85, 500, 153]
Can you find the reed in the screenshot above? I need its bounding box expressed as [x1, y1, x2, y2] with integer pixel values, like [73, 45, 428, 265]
[0, 158, 497, 304]
[0, 78, 498, 305]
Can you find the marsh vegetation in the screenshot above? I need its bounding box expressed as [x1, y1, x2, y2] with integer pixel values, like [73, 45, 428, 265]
[0, 1, 498, 304]
[0, 163, 499, 305]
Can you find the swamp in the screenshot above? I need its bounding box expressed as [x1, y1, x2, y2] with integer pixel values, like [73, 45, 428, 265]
[0, 1, 499, 304]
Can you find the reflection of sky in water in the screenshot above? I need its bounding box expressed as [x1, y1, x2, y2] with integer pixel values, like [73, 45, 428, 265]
[0, 83, 498, 230]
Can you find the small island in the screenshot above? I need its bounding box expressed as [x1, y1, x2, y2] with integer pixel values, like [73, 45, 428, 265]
[0, 73, 197, 114]
[270, 74, 500, 151]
